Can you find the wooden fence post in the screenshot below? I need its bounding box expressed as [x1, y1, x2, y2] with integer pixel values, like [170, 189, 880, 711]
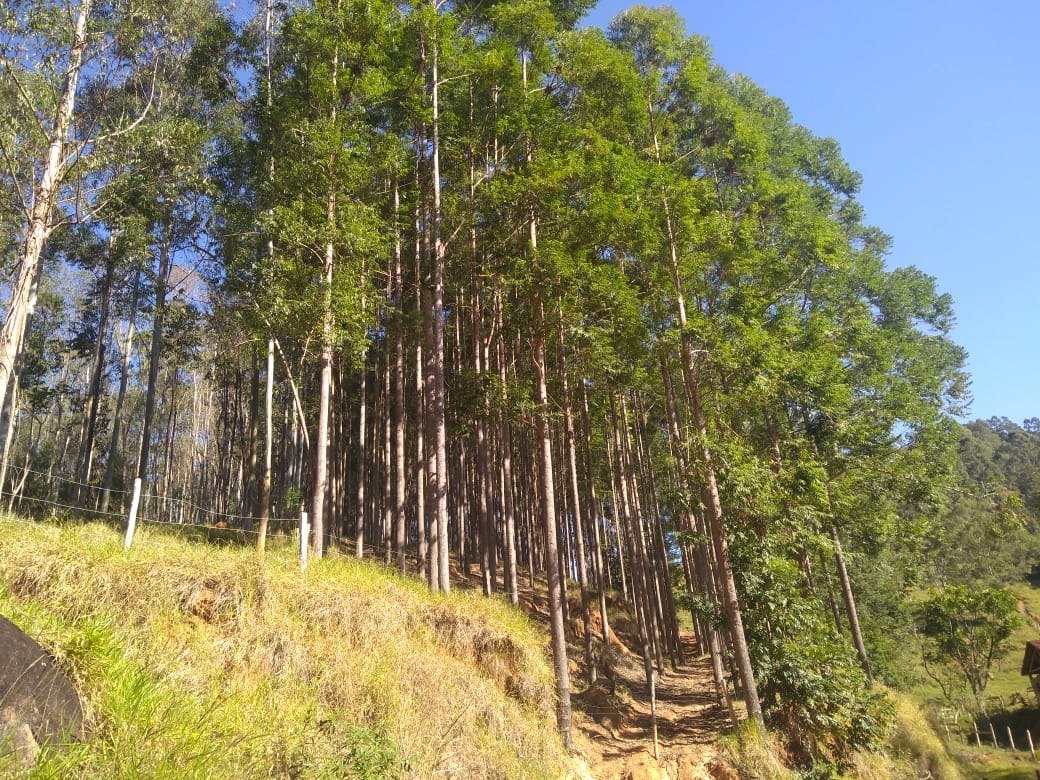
[990, 722, 998, 747]
[300, 511, 309, 570]
[124, 478, 142, 550]
[1009, 726, 1017, 752]
[1027, 728, 1035, 759]
[974, 721, 982, 746]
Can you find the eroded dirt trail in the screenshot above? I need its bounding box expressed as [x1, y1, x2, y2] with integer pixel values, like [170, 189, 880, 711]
[455, 568, 734, 778]
[570, 635, 735, 779]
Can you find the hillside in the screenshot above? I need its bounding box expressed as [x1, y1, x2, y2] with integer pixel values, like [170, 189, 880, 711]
[2, 517, 979, 780]
[0, 519, 570, 778]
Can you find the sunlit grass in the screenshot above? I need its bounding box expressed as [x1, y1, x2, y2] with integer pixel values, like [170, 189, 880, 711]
[0, 516, 569, 778]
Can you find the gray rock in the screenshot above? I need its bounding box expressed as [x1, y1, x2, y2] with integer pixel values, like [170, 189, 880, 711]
[0, 615, 85, 770]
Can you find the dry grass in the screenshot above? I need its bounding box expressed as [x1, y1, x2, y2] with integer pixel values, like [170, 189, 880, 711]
[0, 518, 569, 778]
[851, 692, 963, 780]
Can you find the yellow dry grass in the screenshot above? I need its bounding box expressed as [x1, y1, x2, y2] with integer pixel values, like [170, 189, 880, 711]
[0, 518, 569, 778]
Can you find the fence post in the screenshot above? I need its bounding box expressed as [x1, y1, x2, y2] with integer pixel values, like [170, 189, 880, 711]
[990, 722, 998, 747]
[975, 721, 982, 746]
[1027, 728, 1035, 759]
[300, 511, 309, 570]
[1009, 726, 1017, 752]
[123, 478, 142, 550]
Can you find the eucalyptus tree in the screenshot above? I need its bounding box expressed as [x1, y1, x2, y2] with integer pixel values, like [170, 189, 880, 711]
[0, 0, 207, 420]
[601, 6, 772, 734]
[257, 0, 392, 557]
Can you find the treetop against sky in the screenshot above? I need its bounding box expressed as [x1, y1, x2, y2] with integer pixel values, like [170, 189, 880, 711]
[581, 0, 1040, 423]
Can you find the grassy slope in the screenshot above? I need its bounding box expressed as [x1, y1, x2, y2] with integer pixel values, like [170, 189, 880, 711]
[0, 518, 569, 779]
[903, 583, 1040, 780]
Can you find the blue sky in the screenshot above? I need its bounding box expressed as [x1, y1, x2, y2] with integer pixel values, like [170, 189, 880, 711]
[583, 1, 1040, 424]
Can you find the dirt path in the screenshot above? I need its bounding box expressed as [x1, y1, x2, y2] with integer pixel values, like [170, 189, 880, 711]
[570, 635, 734, 780]
[447, 566, 733, 778]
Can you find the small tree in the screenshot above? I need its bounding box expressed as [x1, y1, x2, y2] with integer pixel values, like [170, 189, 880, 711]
[915, 585, 1019, 707]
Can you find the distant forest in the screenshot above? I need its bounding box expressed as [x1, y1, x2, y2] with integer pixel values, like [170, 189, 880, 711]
[1, 0, 1030, 771]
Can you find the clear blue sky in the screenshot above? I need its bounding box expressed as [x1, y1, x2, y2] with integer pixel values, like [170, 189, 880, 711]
[583, 1, 1040, 424]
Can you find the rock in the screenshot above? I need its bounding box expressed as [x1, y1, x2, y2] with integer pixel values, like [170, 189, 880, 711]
[706, 757, 741, 780]
[0, 615, 85, 769]
[0, 715, 39, 771]
[623, 753, 670, 780]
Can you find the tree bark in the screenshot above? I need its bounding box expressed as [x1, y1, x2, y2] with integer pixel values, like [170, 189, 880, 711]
[0, 0, 93, 416]
[256, 338, 274, 553]
[430, 22, 450, 594]
[533, 292, 573, 749]
[137, 218, 174, 483]
[831, 525, 872, 680]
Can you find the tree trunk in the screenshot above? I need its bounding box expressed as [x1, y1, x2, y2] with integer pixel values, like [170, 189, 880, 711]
[831, 525, 872, 680]
[256, 338, 274, 553]
[393, 181, 408, 574]
[75, 254, 114, 501]
[0, 0, 93, 416]
[137, 219, 173, 483]
[689, 373, 766, 732]
[430, 24, 450, 594]
[533, 292, 573, 749]
[559, 325, 594, 682]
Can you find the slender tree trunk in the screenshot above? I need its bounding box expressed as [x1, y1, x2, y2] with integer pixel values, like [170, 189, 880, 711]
[533, 293, 573, 749]
[414, 169, 428, 582]
[0, 0, 93, 416]
[831, 525, 872, 679]
[0, 373, 18, 498]
[76, 254, 114, 501]
[138, 219, 173, 483]
[580, 386, 611, 650]
[430, 23, 450, 594]
[256, 339, 274, 552]
[393, 181, 408, 574]
[611, 397, 659, 755]
[312, 187, 336, 560]
[559, 325, 594, 682]
[689, 373, 765, 732]
[497, 299, 519, 605]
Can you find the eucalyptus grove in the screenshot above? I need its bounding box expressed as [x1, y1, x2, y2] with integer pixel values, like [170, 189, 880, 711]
[0, 0, 971, 768]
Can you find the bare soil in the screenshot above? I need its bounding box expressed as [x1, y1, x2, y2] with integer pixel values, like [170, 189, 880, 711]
[422, 561, 736, 778]
[569, 634, 734, 780]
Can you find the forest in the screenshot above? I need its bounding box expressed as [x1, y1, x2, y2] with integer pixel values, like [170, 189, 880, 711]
[2, 0, 1035, 775]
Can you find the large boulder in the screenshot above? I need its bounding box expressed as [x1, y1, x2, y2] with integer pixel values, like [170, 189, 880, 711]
[0, 615, 85, 770]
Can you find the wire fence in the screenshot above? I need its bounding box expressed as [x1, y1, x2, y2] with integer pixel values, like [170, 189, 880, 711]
[0, 458, 435, 575]
[0, 459, 299, 541]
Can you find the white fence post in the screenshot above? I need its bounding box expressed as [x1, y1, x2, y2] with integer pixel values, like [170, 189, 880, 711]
[300, 511, 309, 570]
[123, 478, 142, 549]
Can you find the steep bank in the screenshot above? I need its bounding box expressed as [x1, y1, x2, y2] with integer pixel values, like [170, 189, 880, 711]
[0, 518, 569, 778]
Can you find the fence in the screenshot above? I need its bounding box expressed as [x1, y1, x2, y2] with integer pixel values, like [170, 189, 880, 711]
[0, 461, 430, 574]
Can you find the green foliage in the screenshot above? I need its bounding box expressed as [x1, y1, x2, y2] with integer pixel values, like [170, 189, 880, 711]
[924, 419, 1040, 586]
[734, 541, 893, 768]
[297, 723, 409, 777]
[915, 585, 1020, 707]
